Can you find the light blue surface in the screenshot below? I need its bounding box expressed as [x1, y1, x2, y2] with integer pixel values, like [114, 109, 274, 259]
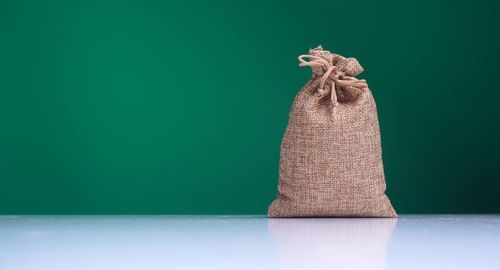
[1, 215, 499, 269]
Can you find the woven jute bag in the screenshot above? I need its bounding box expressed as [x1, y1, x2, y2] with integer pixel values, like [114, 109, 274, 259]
[268, 46, 396, 217]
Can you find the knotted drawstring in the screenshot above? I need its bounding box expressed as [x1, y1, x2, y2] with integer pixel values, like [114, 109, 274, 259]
[298, 55, 368, 107]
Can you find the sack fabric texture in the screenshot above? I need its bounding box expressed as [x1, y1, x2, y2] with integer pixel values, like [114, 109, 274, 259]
[268, 46, 396, 217]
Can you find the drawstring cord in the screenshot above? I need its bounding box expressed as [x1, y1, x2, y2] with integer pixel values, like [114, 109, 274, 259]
[298, 55, 368, 108]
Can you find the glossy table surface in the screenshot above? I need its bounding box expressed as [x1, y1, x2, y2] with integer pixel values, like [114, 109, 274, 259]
[1, 215, 499, 270]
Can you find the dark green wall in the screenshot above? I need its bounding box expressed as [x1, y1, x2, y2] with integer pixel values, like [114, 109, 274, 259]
[1, 0, 499, 214]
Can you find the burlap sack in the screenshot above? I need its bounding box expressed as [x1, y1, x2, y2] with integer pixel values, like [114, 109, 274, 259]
[268, 46, 396, 217]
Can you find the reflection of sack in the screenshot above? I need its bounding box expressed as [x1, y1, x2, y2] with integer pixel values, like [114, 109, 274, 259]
[268, 46, 396, 217]
[268, 218, 396, 270]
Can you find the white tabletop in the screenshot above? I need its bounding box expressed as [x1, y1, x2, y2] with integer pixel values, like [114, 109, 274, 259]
[0, 215, 499, 270]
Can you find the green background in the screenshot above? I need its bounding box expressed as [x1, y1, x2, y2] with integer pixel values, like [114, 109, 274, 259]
[1, 0, 499, 214]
